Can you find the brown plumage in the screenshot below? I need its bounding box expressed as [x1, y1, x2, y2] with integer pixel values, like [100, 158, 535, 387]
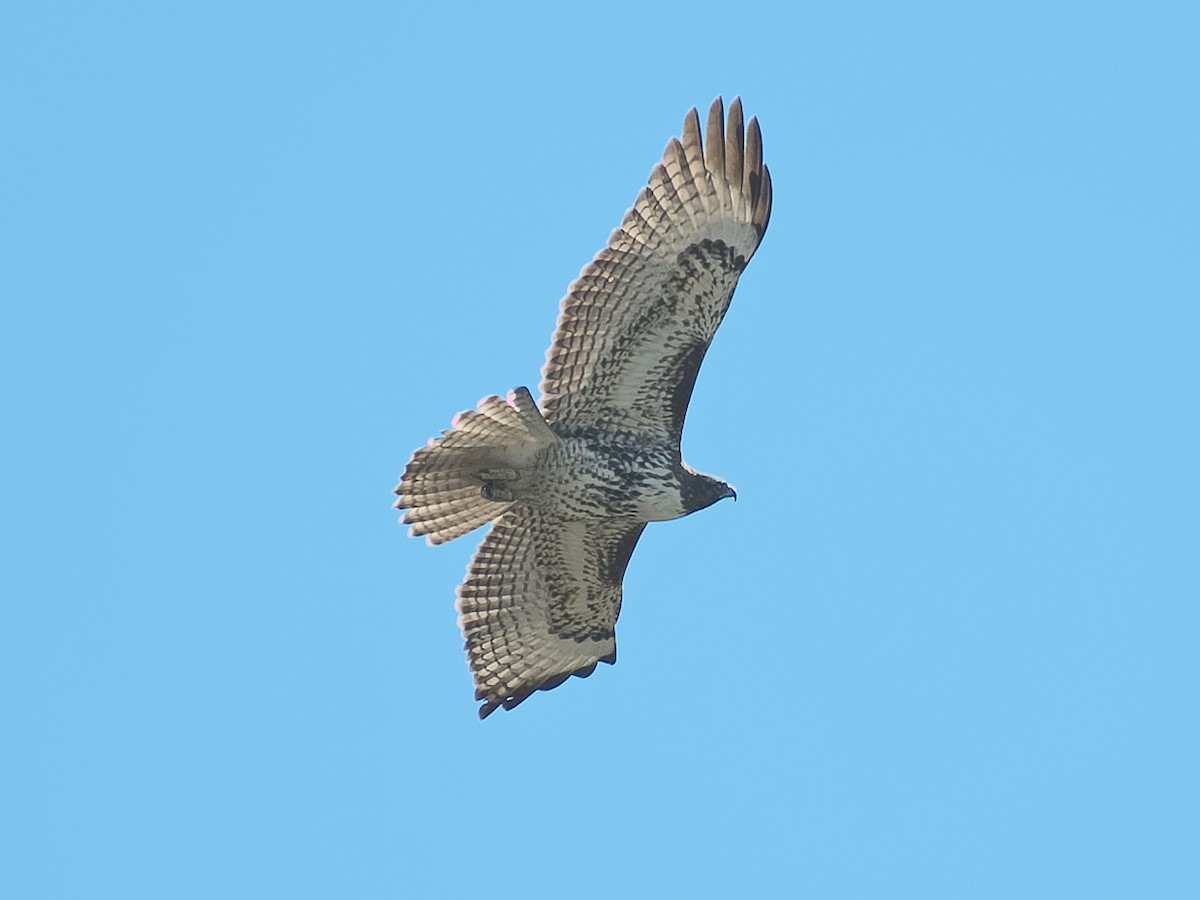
[395, 97, 772, 718]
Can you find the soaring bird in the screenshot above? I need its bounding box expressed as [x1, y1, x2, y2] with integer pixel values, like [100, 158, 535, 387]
[395, 97, 772, 718]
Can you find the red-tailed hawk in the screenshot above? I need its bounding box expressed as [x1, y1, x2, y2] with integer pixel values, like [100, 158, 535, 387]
[395, 97, 772, 718]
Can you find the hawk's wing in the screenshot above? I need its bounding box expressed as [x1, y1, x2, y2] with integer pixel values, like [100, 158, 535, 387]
[456, 511, 646, 719]
[539, 97, 772, 441]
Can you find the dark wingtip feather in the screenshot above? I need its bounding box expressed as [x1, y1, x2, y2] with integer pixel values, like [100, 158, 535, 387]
[474, 655, 614, 720]
[681, 106, 702, 156]
[724, 97, 745, 189]
[745, 115, 764, 184]
[757, 163, 773, 237]
[704, 97, 726, 178]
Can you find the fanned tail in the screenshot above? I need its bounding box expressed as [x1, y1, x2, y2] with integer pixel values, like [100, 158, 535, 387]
[394, 387, 559, 544]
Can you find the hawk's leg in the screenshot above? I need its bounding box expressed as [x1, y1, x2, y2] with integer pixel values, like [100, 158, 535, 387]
[479, 468, 519, 502]
[480, 481, 514, 502]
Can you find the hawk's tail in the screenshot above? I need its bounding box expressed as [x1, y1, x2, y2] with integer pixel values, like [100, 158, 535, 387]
[394, 387, 559, 545]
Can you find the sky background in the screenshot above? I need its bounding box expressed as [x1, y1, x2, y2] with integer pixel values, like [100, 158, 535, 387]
[3, 2, 1198, 897]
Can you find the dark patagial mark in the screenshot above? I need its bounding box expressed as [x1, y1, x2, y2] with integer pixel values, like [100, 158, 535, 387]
[606, 524, 647, 587]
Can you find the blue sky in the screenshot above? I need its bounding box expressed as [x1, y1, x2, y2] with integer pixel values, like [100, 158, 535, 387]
[3, 2, 1198, 897]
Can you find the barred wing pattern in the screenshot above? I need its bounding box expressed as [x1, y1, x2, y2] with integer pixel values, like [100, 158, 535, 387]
[404, 98, 772, 718]
[457, 513, 646, 718]
[539, 97, 772, 439]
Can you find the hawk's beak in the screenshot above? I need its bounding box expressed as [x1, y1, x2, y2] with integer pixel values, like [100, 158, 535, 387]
[725, 485, 738, 502]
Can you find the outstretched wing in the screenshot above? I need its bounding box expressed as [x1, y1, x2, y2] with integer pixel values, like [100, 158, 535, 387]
[539, 96, 772, 441]
[456, 511, 645, 719]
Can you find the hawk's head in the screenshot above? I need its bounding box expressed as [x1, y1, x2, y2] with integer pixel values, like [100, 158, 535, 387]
[680, 466, 737, 514]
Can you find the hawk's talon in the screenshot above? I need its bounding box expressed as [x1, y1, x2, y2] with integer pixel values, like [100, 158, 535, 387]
[481, 481, 514, 502]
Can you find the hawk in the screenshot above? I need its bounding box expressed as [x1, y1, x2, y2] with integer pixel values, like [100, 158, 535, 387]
[395, 97, 772, 718]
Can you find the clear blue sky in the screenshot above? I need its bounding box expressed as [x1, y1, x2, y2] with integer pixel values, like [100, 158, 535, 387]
[3, 2, 1198, 897]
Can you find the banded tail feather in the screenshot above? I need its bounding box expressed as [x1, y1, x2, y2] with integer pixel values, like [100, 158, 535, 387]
[393, 387, 559, 544]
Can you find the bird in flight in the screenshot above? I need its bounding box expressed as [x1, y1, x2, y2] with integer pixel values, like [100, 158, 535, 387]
[395, 97, 772, 718]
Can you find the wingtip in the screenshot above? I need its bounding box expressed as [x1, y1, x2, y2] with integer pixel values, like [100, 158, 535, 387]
[757, 162, 773, 237]
[681, 105, 702, 148]
[724, 97, 746, 190]
[471, 651, 618, 719]
[704, 97, 727, 188]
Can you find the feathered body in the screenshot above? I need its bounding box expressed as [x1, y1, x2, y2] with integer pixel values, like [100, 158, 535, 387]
[519, 430, 688, 522]
[395, 97, 772, 718]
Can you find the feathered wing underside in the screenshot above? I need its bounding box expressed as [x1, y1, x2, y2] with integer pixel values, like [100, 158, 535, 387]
[456, 513, 646, 719]
[539, 96, 772, 440]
